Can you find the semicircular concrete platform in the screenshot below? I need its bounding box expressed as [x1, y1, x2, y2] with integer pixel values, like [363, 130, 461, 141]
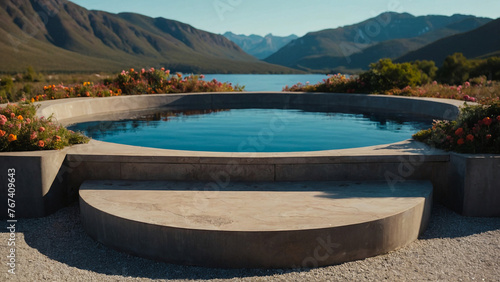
[80, 180, 432, 268]
[31, 92, 467, 267]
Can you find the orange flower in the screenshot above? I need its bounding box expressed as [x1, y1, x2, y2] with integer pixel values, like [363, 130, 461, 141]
[17, 115, 23, 121]
[454, 128, 464, 136]
[31, 98, 35, 103]
[38, 140, 45, 148]
[7, 134, 17, 142]
[53, 135, 61, 142]
[177, 73, 182, 78]
[457, 138, 465, 145]
[0, 130, 6, 137]
[466, 134, 474, 142]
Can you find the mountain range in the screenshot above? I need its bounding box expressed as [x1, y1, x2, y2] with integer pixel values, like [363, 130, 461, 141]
[1, 0, 498, 75]
[264, 13, 493, 73]
[0, 0, 299, 73]
[223, 32, 298, 59]
[396, 17, 500, 65]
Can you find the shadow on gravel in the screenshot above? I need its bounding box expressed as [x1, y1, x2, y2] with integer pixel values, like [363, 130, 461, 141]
[18, 203, 308, 280]
[420, 204, 500, 239]
[13, 202, 500, 280]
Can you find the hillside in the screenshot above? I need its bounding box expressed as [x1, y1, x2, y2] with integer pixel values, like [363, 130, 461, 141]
[0, 0, 299, 73]
[223, 32, 298, 59]
[264, 13, 491, 73]
[396, 18, 500, 65]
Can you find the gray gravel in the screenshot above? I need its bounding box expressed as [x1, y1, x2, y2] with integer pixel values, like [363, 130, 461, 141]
[1, 203, 499, 281]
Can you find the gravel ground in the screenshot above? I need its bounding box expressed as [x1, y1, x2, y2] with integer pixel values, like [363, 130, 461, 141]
[1, 203, 499, 281]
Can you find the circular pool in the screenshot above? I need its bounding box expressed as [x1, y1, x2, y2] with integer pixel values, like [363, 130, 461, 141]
[68, 108, 432, 152]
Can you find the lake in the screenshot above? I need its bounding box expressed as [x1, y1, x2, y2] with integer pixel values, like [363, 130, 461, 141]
[201, 74, 329, 91]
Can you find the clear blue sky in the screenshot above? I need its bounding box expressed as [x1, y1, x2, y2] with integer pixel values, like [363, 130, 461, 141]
[71, 0, 500, 37]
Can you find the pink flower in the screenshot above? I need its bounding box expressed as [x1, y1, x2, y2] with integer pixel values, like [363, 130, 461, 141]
[30, 131, 38, 140]
[38, 126, 46, 132]
[464, 82, 471, 88]
[0, 115, 7, 125]
[141, 68, 146, 74]
[10, 113, 15, 118]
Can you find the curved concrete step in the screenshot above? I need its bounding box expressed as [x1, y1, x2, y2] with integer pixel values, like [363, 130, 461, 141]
[79, 180, 432, 268]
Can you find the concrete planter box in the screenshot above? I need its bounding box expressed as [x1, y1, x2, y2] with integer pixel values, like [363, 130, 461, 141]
[0, 149, 69, 219]
[448, 153, 500, 217]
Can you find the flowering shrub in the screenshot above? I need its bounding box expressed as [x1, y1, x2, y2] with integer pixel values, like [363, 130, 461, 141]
[114, 68, 242, 95]
[386, 78, 500, 104]
[283, 74, 367, 93]
[0, 102, 89, 152]
[413, 101, 500, 154]
[284, 74, 500, 105]
[29, 68, 242, 102]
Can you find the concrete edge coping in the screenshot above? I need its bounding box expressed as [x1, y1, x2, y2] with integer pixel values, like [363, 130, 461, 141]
[31, 92, 465, 161]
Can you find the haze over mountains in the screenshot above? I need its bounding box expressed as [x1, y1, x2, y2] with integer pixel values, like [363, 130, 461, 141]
[264, 12, 493, 73]
[0, 0, 498, 74]
[0, 0, 298, 73]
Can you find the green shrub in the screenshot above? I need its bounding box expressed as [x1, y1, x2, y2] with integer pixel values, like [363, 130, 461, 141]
[359, 59, 423, 93]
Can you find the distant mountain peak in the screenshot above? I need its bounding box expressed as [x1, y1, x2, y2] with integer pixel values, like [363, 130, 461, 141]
[223, 32, 298, 59]
[264, 13, 492, 73]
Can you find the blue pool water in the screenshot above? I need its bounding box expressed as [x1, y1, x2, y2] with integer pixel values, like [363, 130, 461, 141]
[68, 108, 432, 152]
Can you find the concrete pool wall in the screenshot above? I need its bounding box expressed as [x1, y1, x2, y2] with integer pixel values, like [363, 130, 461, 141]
[1, 92, 499, 218]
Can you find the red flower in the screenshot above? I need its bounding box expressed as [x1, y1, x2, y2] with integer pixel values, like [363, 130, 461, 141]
[455, 128, 464, 136]
[457, 138, 465, 145]
[37, 140, 45, 148]
[497, 116, 500, 122]
[486, 134, 492, 140]
[466, 134, 474, 142]
[483, 117, 493, 126]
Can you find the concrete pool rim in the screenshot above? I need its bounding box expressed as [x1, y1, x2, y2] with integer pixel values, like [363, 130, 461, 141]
[1, 92, 499, 218]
